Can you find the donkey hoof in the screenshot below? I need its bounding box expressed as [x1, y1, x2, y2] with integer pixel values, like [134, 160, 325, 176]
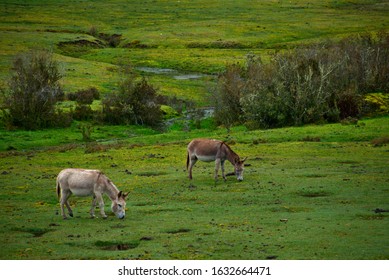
[102, 216, 108, 219]
[69, 213, 73, 217]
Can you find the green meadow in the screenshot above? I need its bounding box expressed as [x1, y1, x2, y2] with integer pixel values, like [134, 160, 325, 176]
[1, 0, 389, 95]
[0, 0, 389, 259]
[0, 117, 388, 259]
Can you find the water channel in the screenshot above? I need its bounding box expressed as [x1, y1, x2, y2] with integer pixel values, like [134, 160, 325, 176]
[136, 66, 207, 80]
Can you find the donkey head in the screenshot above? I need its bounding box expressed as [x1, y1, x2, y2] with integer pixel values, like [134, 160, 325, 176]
[234, 157, 247, 181]
[111, 191, 129, 219]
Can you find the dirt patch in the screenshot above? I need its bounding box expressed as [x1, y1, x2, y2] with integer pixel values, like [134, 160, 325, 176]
[140, 236, 154, 241]
[57, 39, 104, 57]
[15, 227, 53, 237]
[166, 228, 191, 234]
[338, 160, 360, 164]
[303, 174, 327, 178]
[58, 39, 103, 48]
[137, 171, 167, 177]
[297, 190, 332, 198]
[110, 224, 128, 229]
[97, 33, 122, 47]
[95, 240, 140, 251]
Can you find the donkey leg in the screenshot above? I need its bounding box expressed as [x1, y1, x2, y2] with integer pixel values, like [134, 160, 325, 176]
[60, 199, 67, 219]
[65, 201, 73, 217]
[214, 159, 221, 181]
[89, 195, 97, 218]
[95, 193, 107, 219]
[188, 157, 197, 180]
[221, 160, 226, 181]
[60, 191, 71, 219]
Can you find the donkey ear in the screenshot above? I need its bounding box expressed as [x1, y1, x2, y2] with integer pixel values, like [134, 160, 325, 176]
[118, 191, 123, 198]
[242, 157, 248, 162]
[124, 191, 130, 199]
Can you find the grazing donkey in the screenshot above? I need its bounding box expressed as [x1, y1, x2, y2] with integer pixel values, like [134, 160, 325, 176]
[187, 138, 246, 181]
[56, 168, 128, 219]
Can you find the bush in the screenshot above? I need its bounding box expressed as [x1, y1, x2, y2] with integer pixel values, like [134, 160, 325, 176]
[211, 63, 245, 130]
[78, 123, 93, 142]
[363, 93, 389, 115]
[3, 50, 67, 129]
[71, 87, 100, 121]
[216, 32, 389, 129]
[102, 75, 163, 128]
[76, 87, 99, 104]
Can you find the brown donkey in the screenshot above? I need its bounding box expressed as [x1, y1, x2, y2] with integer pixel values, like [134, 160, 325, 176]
[56, 168, 129, 219]
[187, 138, 246, 181]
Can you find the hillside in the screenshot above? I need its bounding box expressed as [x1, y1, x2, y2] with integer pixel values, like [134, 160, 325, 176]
[1, 0, 389, 103]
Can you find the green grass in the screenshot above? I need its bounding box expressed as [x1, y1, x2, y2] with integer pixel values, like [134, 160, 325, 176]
[1, 0, 389, 99]
[1, 116, 387, 152]
[0, 116, 388, 259]
[0, 0, 388, 260]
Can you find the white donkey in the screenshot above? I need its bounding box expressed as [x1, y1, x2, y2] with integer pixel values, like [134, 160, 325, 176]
[56, 168, 128, 219]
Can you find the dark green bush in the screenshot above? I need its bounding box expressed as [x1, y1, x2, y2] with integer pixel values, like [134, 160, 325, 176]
[211, 63, 245, 130]
[72, 87, 100, 121]
[3, 50, 68, 130]
[216, 32, 389, 129]
[102, 75, 163, 128]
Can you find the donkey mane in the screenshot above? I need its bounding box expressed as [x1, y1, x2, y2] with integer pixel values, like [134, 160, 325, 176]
[220, 141, 239, 161]
[220, 141, 235, 152]
[97, 171, 114, 187]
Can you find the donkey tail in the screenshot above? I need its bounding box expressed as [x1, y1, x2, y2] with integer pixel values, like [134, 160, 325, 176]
[186, 152, 189, 170]
[56, 179, 61, 200]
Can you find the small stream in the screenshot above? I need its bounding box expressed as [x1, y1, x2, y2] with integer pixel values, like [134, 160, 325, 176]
[136, 66, 207, 80]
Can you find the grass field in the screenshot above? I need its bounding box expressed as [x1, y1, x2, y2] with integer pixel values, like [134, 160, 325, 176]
[0, 117, 388, 259]
[0, 0, 389, 260]
[1, 0, 389, 97]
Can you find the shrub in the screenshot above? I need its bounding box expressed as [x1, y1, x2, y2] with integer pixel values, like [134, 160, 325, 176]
[217, 32, 389, 129]
[78, 123, 93, 142]
[336, 88, 363, 120]
[211, 63, 245, 130]
[71, 87, 100, 121]
[73, 105, 94, 121]
[74, 87, 99, 104]
[102, 75, 163, 128]
[240, 55, 290, 128]
[3, 50, 67, 129]
[363, 93, 389, 115]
